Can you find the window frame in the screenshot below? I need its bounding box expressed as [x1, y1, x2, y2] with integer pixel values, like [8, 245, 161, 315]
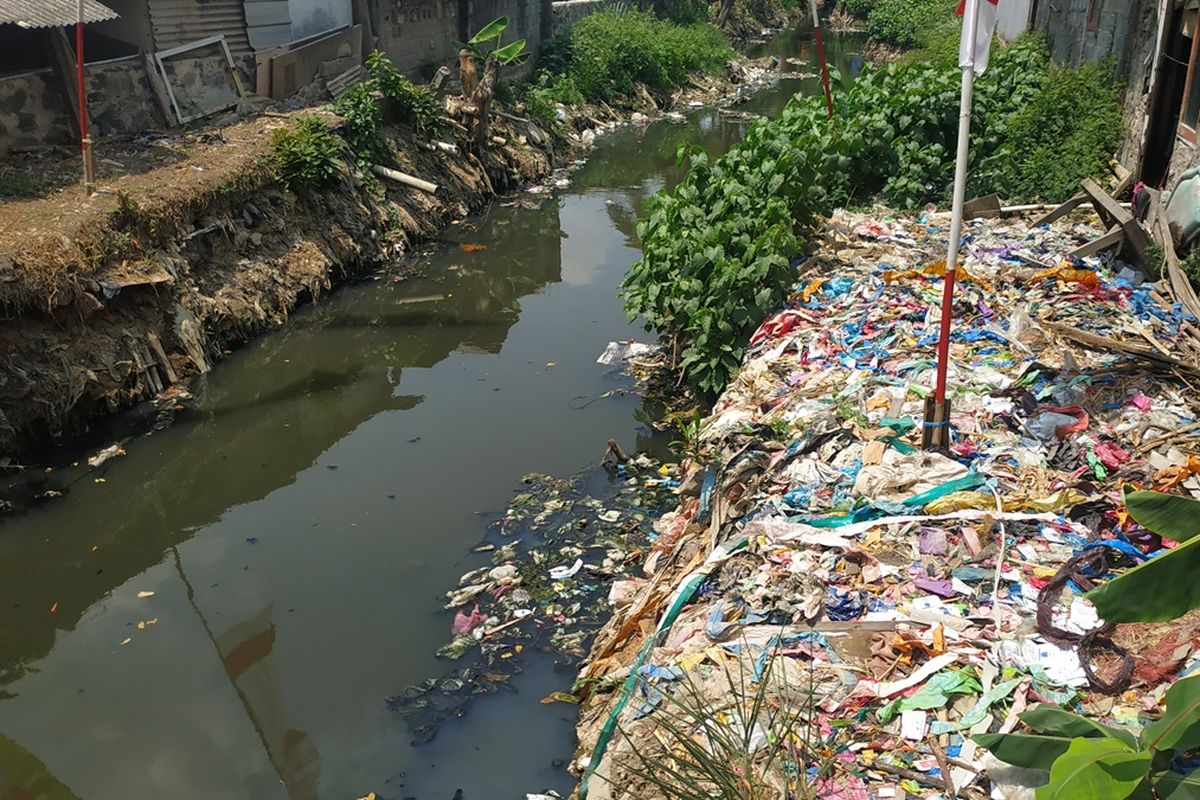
[1179, 22, 1200, 144]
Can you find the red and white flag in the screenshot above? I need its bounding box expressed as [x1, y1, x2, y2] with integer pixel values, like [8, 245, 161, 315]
[957, 0, 1001, 74]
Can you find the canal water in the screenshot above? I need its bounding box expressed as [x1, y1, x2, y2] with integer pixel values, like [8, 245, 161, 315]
[0, 31, 865, 800]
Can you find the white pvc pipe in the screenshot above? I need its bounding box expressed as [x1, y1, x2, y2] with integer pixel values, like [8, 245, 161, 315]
[944, 65, 975, 275]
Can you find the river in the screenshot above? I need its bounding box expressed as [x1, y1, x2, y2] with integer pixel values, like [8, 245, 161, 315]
[0, 28, 865, 800]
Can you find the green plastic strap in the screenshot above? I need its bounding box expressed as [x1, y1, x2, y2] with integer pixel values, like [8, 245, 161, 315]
[577, 537, 748, 799]
[901, 470, 985, 507]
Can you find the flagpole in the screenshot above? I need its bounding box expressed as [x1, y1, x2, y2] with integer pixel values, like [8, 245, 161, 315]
[810, 0, 834, 118]
[77, 0, 95, 195]
[925, 0, 981, 450]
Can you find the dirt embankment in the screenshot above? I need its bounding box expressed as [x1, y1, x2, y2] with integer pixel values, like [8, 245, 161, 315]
[0, 112, 553, 458]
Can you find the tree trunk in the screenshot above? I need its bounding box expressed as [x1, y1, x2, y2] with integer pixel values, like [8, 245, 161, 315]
[472, 55, 499, 154]
[459, 48, 478, 98]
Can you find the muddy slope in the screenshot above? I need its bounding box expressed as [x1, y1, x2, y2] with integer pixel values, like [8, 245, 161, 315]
[0, 120, 552, 457]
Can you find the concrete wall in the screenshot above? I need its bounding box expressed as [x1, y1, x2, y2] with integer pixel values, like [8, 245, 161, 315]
[0, 57, 168, 154]
[377, 0, 463, 76]
[88, 56, 170, 136]
[550, 0, 615, 37]
[0, 70, 74, 150]
[1034, 0, 1138, 73]
[1034, 0, 1172, 181]
[290, 0, 354, 39]
[375, 0, 550, 78]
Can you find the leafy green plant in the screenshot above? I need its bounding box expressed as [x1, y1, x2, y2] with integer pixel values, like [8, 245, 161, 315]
[986, 60, 1123, 202]
[366, 50, 446, 134]
[841, 0, 880, 19]
[271, 115, 342, 190]
[463, 16, 530, 65]
[867, 0, 956, 47]
[622, 33, 1125, 395]
[333, 83, 384, 163]
[1184, 249, 1200, 284]
[567, 9, 731, 102]
[974, 687, 1200, 799]
[1086, 489, 1200, 623]
[521, 71, 583, 130]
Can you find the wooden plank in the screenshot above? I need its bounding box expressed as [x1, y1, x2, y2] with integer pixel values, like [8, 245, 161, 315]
[963, 193, 1002, 219]
[1029, 192, 1087, 228]
[1068, 226, 1124, 258]
[48, 28, 82, 140]
[1081, 178, 1133, 228]
[146, 332, 178, 384]
[141, 52, 177, 128]
[1043, 320, 1200, 377]
[1151, 192, 1200, 324]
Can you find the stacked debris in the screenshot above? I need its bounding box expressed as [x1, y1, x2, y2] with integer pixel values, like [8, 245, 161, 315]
[387, 458, 679, 744]
[573, 206, 1200, 799]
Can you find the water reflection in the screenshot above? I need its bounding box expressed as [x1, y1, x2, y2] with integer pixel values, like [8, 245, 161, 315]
[0, 30, 867, 800]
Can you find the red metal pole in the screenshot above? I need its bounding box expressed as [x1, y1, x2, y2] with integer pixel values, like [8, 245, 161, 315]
[934, 265, 956, 403]
[810, 0, 834, 118]
[76, 20, 87, 142]
[76, 2, 95, 194]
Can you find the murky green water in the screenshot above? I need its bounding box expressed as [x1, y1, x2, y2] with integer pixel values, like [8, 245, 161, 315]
[0, 30, 864, 800]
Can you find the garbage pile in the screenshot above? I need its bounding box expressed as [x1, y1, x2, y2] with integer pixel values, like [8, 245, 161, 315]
[573, 207, 1200, 799]
[386, 458, 678, 744]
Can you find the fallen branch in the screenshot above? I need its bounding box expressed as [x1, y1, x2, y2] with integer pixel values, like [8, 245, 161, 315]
[370, 165, 438, 194]
[1041, 320, 1200, 378]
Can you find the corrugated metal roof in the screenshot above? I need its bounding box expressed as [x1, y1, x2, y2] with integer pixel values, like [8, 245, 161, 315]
[149, 0, 251, 55]
[0, 0, 119, 28]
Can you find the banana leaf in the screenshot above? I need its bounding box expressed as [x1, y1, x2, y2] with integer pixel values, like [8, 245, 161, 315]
[1124, 489, 1200, 542]
[1020, 705, 1138, 747]
[468, 16, 508, 44]
[973, 732, 1073, 770]
[1034, 738, 1150, 800]
[1142, 674, 1200, 755]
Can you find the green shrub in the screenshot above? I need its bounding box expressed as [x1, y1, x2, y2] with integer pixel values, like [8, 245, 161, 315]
[366, 51, 446, 134]
[521, 70, 585, 131]
[567, 10, 732, 102]
[842, 0, 880, 19]
[655, 0, 710, 24]
[623, 34, 1128, 395]
[905, 10, 963, 66]
[867, 0, 956, 47]
[535, 33, 574, 77]
[987, 60, 1124, 202]
[271, 115, 343, 190]
[333, 83, 384, 163]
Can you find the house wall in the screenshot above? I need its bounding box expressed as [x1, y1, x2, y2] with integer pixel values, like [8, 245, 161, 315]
[1035, 0, 1139, 72]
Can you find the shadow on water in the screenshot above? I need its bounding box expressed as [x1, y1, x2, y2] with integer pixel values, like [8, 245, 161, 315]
[0, 29, 867, 800]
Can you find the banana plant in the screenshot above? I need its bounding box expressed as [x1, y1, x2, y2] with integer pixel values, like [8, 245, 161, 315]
[1086, 488, 1200, 623]
[974, 680, 1200, 799]
[459, 16, 529, 66]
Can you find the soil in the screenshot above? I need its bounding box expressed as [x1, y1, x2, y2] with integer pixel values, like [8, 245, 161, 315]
[0, 49, 781, 460]
[0, 107, 553, 457]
